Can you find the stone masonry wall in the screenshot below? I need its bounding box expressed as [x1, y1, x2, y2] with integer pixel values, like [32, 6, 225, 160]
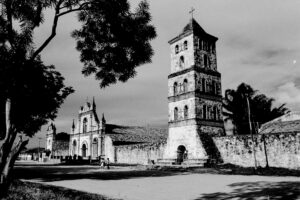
[213, 132, 300, 169]
[115, 143, 165, 165]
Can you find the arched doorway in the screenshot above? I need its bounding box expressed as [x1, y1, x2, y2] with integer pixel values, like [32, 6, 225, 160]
[92, 138, 98, 158]
[82, 143, 87, 157]
[177, 145, 186, 164]
[72, 140, 77, 155]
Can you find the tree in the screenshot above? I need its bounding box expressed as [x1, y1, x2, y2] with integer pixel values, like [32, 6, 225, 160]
[223, 83, 289, 135]
[0, 56, 74, 196]
[0, 0, 156, 195]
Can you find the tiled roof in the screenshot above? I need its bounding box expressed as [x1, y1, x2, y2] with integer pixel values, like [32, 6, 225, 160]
[105, 124, 168, 145]
[55, 132, 70, 141]
[259, 120, 300, 134]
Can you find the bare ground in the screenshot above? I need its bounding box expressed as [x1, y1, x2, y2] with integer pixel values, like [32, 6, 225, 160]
[13, 165, 300, 200]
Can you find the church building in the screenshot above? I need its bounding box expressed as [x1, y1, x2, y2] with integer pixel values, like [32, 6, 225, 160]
[46, 98, 168, 164]
[161, 18, 224, 165]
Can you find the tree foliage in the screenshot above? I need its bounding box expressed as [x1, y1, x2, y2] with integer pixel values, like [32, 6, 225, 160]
[0, 0, 156, 195]
[223, 83, 289, 135]
[73, 0, 156, 87]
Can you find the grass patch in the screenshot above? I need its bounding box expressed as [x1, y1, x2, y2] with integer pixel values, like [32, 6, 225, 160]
[3, 180, 119, 200]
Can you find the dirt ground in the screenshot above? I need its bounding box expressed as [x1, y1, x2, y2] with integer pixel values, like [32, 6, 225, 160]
[14, 165, 300, 200]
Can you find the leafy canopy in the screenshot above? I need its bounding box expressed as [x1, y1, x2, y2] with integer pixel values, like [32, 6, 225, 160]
[73, 0, 156, 87]
[0, 50, 74, 138]
[0, 0, 156, 137]
[223, 83, 289, 135]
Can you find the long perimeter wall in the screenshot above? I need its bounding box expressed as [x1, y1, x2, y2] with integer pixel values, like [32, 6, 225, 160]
[213, 132, 300, 169]
[115, 143, 165, 165]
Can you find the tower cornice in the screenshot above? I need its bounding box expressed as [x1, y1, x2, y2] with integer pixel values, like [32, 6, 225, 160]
[168, 65, 221, 79]
[168, 91, 222, 102]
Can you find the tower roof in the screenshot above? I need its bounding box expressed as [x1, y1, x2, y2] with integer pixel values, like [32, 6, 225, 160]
[182, 19, 206, 35]
[169, 19, 218, 44]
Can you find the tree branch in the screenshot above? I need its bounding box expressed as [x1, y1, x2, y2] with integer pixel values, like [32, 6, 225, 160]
[30, 1, 63, 60]
[57, 2, 89, 17]
[30, 1, 90, 60]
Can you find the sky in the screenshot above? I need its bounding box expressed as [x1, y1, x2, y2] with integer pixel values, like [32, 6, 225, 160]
[28, 0, 300, 148]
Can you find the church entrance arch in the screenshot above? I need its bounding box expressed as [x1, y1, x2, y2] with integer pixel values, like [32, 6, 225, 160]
[176, 145, 186, 164]
[82, 143, 87, 157]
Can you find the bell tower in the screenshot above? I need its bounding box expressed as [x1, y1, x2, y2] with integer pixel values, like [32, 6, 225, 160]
[162, 18, 224, 165]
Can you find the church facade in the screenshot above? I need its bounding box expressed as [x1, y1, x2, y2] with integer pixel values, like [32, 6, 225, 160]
[68, 99, 106, 160]
[161, 18, 224, 165]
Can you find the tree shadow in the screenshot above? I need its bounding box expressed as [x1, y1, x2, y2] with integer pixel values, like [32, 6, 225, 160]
[12, 166, 185, 182]
[196, 181, 300, 200]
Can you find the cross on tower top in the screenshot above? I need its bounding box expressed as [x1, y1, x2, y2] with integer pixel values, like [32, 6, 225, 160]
[189, 7, 195, 19]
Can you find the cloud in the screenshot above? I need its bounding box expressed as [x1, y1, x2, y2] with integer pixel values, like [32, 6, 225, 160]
[275, 82, 300, 106]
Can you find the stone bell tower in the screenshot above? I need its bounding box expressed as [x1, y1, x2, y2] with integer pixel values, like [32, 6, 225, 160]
[162, 18, 224, 165]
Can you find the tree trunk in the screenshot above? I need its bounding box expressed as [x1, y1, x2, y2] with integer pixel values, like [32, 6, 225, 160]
[0, 138, 28, 197]
[0, 98, 28, 197]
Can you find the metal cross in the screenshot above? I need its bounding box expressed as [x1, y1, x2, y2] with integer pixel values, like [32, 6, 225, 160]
[189, 7, 195, 19]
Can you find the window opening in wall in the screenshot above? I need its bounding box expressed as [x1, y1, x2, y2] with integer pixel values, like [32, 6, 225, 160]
[202, 78, 206, 92]
[174, 107, 178, 121]
[83, 118, 87, 133]
[184, 105, 188, 119]
[173, 82, 178, 95]
[179, 56, 185, 68]
[175, 45, 179, 54]
[183, 79, 188, 93]
[214, 106, 218, 120]
[203, 105, 207, 119]
[184, 41, 188, 50]
[204, 54, 209, 68]
[212, 80, 216, 94]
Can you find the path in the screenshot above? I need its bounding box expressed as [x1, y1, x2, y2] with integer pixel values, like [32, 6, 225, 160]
[15, 165, 300, 200]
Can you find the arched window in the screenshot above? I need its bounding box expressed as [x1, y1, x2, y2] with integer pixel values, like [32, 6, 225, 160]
[200, 40, 204, 50]
[184, 105, 188, 119]
[175, 45, 179, 54]
[184, 41, 188, 50]
[212, 80, 216, 94]
[213, 106, 218, 120]
[217, 83, 221, 95]
[203, 105, 207, 119]
[204, 54, 209, 68]
[183, 79, 188, 93]
[174, 107, 178, 121]
[173, 82, 178, 95]
[83, 118, 87, 133]
[202, 78, 206, 92]
[179, 56, 185, 68]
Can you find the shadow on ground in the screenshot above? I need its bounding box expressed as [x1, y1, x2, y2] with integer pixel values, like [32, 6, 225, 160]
[13, 166, 186, 182]
[196, 181, 300, 200]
